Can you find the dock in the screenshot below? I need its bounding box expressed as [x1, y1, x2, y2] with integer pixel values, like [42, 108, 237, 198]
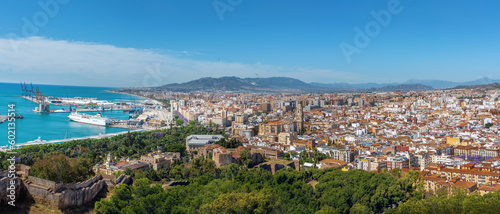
[109, 124, 143, 129]
[22, 95, 146, 113]
[32, 108, 131, 113]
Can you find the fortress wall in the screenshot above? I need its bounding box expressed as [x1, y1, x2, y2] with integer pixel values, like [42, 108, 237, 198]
[28, 176, 56, 189]
[25, 183, 62, 208]
[58, 180, 105, 208]
[0, 177, 23, 205]
[54, 174, 103, 192]
[25, 175, 106, 209]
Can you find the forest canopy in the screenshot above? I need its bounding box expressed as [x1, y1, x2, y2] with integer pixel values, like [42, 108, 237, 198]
[95, 160, 425, 214]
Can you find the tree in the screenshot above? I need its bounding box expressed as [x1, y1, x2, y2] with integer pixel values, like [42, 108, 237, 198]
[398, 170, 424, 200]
[315, 205, 335, 214]
[175, 119, 184, 126]
[485, 123, 493, 129]
[284, 153, 292, 161]
[350, 203, 373, 214]
[30, 154, 94, 183]
[124, 167, 133, 176]
[166, 144, 187, 157]
[199, 191, 281, 214]
[240, 149, 252, 167]
[391, 168, 401, 178]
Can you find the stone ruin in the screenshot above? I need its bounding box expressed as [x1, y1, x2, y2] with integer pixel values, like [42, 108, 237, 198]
[0, 165, 132, 209]
[256, 160, 300, 174]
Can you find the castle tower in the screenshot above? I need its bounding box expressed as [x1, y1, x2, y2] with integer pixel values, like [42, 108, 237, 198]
[105, 152, 114, 169]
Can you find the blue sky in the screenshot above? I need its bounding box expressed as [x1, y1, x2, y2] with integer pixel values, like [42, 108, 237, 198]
[0, 0, 499, 87]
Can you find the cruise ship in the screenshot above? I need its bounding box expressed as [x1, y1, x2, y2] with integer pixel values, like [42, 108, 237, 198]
[68, 112, 112, 126]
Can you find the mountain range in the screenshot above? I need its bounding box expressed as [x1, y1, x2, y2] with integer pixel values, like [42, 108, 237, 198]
[310, 77, 500, 90]
[156, 77, 500, 92]
[157, 76, 319, 92]
[452, 82, 500, 90]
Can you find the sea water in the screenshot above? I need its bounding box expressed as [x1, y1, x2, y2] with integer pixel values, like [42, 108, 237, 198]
[0, 82, 145, 147]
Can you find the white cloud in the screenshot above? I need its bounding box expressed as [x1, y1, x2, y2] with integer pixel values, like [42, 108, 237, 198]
[0, 37, 357, 87]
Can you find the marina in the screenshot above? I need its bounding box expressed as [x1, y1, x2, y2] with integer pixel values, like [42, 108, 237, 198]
[26, 96, 142, 113]
[0, 82, 173, 147]
[19, 83, 148, 113]
[0, 82, 156, 147]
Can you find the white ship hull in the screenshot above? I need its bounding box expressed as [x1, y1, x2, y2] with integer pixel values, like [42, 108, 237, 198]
[68, 112, 111, 126]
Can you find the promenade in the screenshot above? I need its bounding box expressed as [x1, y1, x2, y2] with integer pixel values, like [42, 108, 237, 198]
[0, 126, 168, 151]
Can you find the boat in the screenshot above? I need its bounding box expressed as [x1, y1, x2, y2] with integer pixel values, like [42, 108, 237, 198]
[68, 112, 112, 126]
[26, 136, 47, 144]
[123, 109, 137, 113]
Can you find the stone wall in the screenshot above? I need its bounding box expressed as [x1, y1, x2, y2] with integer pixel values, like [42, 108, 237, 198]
[24, 182, 63, 208]
[15, 164, 30, 176]
[115, 174, 132, 185]
[57, 179, 105, 208]
[287, 160, 301, 171]
[3, 164, 134, 209]
[54, 174, 103, 192]
[24, 174, 107, 209]
[27, 176, 56, 189]
[0, 173, 23, 206]
[257, 160, 300, 174]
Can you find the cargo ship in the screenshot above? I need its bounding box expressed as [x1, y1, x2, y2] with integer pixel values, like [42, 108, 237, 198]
[68, 112, 112, 126]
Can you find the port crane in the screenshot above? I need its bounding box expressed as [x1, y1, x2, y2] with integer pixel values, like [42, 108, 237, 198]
[20, 82, 45, 102]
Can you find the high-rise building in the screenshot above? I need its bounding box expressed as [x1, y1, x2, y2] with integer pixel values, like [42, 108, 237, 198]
[295, 103, 303, 131]
[261, 103, 271, 112]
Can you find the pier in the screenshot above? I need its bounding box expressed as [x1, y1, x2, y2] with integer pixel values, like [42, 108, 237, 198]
[23, 96, 147, 113]
[33, 108, 133, 113]
[17, 83, 152, 114]
[0, 115, 8, 124]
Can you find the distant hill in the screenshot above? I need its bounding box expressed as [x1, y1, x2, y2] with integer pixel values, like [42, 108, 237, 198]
[461, 77, 500, 86]
[452, 83, 500, 90]
[241, 77, 316, 89]
[157, 76, 320, 92]
[311, 78, 500, 90]
[154, 76, 499, 92]
[310, 82, 397, 90]
[403, 79, 458, 89]
[404, 77, 500, 89]
[370, 84, 434, 92]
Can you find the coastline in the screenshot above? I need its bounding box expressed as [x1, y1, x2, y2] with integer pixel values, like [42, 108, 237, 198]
[0, 85, 156, 148]
[107, 89, 167, 106]
[0, 126, 166, 152]
[106, 89, 150, 101]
